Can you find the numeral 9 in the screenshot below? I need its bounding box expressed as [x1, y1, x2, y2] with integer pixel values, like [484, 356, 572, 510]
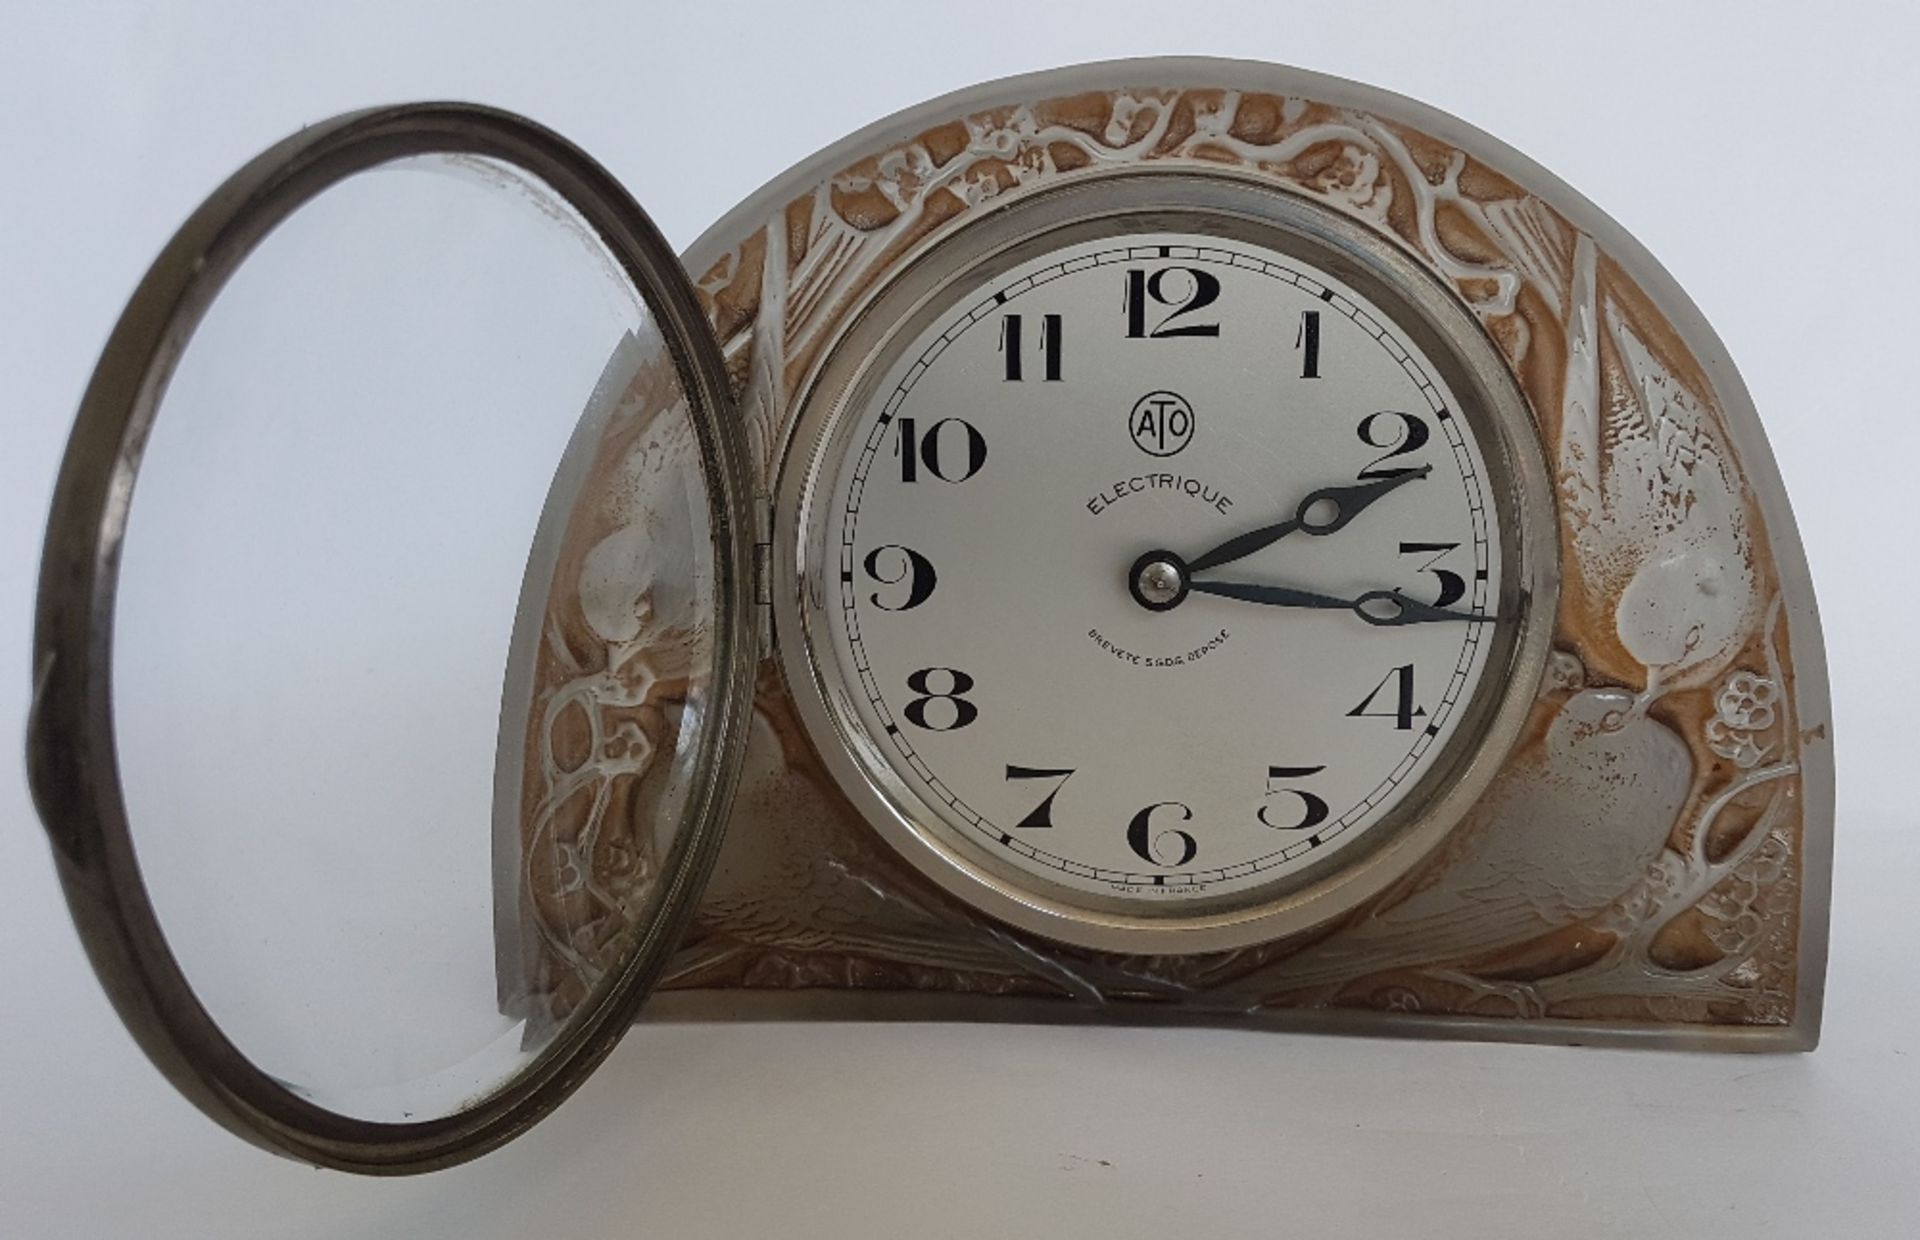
[863, 544, 937, 611]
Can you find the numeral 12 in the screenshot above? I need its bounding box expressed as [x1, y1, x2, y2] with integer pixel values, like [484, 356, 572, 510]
[1124, 267, 1221, 339]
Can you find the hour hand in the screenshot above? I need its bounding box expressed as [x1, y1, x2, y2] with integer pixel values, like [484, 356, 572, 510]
[1185, 466, 1432, 574]
[1187, 578, 1492, 626]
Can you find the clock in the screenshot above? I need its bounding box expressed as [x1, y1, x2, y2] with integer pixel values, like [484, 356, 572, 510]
[27, 59, 1831, 1174]
[777, 178, 1555, 951]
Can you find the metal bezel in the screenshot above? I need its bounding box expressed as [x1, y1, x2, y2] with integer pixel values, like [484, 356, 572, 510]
[773, 169, 1559, 955]
[25, 104, 760, 1172]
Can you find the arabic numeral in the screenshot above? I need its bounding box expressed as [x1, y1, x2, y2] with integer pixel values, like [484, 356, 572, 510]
[1126, 801, 1198, 867]
[1348, 664, 1426, 731]
[1398, 541, 1466, 608]
[1259, 765, 1330, 831]
[1124, 267, 1222, 339]
[863, 545, 938, 611]
[1000, 313, 1063, 381]
[1357, 411, 1429, 480]
[902, 667, 978, 732]
[1005, 765, 1074, 829]
[895, 417, 987, 484]
[1296, 309, 1321, 378]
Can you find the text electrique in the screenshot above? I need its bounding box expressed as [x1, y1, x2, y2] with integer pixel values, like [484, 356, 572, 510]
[1085, 473, 1234, 517]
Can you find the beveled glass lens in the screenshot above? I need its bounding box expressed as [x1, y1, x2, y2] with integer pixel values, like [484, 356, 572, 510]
[110, 154, 715, 1123]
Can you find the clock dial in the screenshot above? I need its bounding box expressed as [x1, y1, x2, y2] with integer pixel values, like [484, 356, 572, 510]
[801, 221, 1525, 923]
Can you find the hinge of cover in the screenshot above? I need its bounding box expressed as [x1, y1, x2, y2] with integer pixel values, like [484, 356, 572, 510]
[751, 492, 774, 652]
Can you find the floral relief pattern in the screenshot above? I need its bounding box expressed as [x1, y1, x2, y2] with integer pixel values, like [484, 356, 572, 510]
[513, 75, 1818, 1040]
[499, 340, 715, 1033]
[1708, 671, 1782, 770]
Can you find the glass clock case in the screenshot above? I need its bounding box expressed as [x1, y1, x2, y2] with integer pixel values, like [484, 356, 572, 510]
[27, 60, 1832, 1174]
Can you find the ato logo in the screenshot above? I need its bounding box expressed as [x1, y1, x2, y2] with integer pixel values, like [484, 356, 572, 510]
[1128, 390, 1195, 457]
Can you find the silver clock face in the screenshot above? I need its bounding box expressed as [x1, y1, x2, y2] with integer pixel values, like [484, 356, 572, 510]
[785, 192, 1545, 948]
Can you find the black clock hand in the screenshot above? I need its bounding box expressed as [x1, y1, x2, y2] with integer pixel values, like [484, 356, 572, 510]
[1184, 465, 1432, 574]
[1186, 580, 1353, 611]
[1186, 578, 1492, 626]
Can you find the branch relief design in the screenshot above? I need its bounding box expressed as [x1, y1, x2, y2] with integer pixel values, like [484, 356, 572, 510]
[514, 82, 1808, 1033]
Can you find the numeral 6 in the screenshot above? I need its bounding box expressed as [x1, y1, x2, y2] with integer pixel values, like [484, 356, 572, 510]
[1127, 801, 1198, 868]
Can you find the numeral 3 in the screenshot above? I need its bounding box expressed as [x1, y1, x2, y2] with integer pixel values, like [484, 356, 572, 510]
[1398, 541, 1465, 608]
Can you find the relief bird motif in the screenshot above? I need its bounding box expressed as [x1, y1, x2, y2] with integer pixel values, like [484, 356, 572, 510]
[504, 343, 723, 1023]
[519, 82, 1809, 1033]
[1561, 236, 1759, 701]
[1240, 686, 1694, 1010]
[663, 700, 1188, 1005]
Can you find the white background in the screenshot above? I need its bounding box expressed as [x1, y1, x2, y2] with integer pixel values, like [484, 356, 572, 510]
[3, 2, 1915, 1236]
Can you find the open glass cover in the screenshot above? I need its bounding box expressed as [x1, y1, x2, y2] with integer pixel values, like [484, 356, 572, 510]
[27, 106, 756, 1172]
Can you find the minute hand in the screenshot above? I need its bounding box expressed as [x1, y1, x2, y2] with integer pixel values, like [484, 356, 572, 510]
[1185, 465, 1431, 574]
[1186, 579, 1492, 627]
